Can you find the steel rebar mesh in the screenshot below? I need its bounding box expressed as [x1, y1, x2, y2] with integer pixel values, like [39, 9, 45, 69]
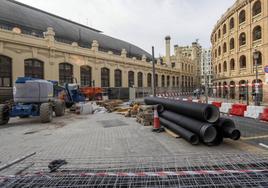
[0, 152, 267, 187]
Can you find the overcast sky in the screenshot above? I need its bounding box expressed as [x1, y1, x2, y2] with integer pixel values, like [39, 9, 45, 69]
[17, 0, 235, 56]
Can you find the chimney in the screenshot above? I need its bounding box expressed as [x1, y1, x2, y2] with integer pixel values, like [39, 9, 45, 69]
[165, 36, 171, 66]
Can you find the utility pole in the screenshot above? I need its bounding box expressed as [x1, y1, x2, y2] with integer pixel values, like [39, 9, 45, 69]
[253, 50, 260, 106]
[152, 46, 156, 97]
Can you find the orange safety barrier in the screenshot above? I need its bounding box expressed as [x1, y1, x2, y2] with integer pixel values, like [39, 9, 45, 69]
[212, 102, 222, 108]
[260, 108, 268, 122]
[230, 104, 247, 117]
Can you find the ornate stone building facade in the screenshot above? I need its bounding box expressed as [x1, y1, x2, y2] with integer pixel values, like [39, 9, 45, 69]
[0, 0, 186, 100]
[161, 37, 201, 92]
[211, 0, 268, 103]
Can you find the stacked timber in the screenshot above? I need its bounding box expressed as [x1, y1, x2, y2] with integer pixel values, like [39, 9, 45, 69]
[136, 105, 154, 126]
[145, 97, 241, 146]
[97, 100, 123, 112]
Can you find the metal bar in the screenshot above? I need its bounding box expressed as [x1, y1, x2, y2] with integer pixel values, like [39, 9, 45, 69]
[0, 152, 36, 172]
[152, 46, 156, 97]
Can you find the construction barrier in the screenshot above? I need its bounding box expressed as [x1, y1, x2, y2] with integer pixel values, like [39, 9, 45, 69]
[219, 103, 233, 114]
[212, 102, 222, 108]
[260, 108, 268, 122]
[244, 106, 265, 119]
[230, 104, 247, 117]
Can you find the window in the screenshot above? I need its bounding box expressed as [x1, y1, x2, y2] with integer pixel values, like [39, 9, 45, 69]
[219, 63, 222, 73]
[253, 26, 262, 41]
[176, 77, 179, 87]
[218, 46, 221, 56]
[218, 82, 222, 97]
[230, 81, 235, 99]
[215, 34, 217, 42]
[229, 17, 235, 29]
[182, 76, 184, 87]
[215, 66, 217, 74]
[80, 66, 92, 86]
[223, 43, 227, 53]
[137, 72, 143, 87]
[240, 55, 246, 68]
[167, 76, 170, 87]
[253, 0, 262, 16]
[230, 38, 235, 50]
[223, 61, 227, 72]
[239, 10, 246, 24]
[172, 76, 175, 87]
[147, 73, 152, 87]
[24, 59, 44, 79]
[223, 24, 227, 34]
[0, 55, 12, 87]
[101, 67, 110, 87]
[59, 63, 73, 85]
[253, 51, 262, 66]
[218, 29, 221, 39]
[215, 49, 217, 58]
[161, 75, 165, 87]
[128, 71, 134, 87]
[230, 59, 235, 70]
[239, 80, 246, 100]
[114, 69, 122, 87]
[239, 33, 246, 46]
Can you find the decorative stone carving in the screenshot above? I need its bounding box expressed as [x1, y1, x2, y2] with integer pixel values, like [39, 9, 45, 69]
[121, 49, 127, 58]
[142, 55, 147, 62]
[91, 40, 99, 52]
[44, 27, 55, 41]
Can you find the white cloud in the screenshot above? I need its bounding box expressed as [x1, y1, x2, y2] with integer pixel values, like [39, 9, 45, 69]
[17, 0, 235, 56]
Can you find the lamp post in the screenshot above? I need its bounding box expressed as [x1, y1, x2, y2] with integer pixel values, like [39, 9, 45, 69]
[152, 46, 156, 97]
[253, 50, 260, 106]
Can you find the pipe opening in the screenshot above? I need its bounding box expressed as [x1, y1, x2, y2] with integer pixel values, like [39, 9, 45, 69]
[200, 125, 217, 143]
[190, 135, 200, 145]
[156, 104, 164, 114]
[230, 129, 241, 140]
[204, 106, 220, 123]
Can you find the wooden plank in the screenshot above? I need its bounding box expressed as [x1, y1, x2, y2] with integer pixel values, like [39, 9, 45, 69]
[164, 128, 181, 139]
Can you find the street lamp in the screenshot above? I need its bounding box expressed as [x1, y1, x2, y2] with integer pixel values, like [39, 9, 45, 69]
[253, 50, 260, 106]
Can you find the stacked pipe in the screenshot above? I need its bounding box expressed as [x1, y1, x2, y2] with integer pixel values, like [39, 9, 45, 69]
[145, 97, 240, 146]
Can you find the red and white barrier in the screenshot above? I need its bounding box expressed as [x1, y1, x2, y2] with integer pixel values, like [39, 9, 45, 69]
[244, 106, 265, 119]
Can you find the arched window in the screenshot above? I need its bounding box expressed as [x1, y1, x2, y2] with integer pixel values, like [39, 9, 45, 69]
[218, 82, 222, 98]
[253, 51, 262, 66]
[59, 63, 73, 84]
[218, 63, 222, 73]
[24, 59, 44, 79]
[172, 76, 175, 87]
[253, 0, 262, 16]
[223, 24, 227, 34]
[214, 34, 217, 42]
[155, 74, 158, 87]
[223, 82, 228, 98]
[239, 33, 246, 46]
[167, 76, 170, 87]
[230, 59, 235, 70]
[137, 72, 143, 87]
[128, 71, 134, 87]
[230, 81, 235, 99]
[253, 26, 262, 41]
[223, 61, 227, 72]
[176, 77, 179, 87]
[218, 29, 221, 39]
[218, 46, 221, 56]
[114, 69, 122, 87]
[239, 10, 246, 24]
[147, 73, 152, 87]
[101, 67, 110, 87]
[239, 80, 246, 100]
[161, 75, 165, 87]
[80, 66, 92, 86]
[215, 49, 217, 58]
[230, 38, 235, 50]
[240, 55, 247, 68]
[229, 17, 235, 29]
[223, 43, 227, 53]
[252, 79, 263, 102]
[182, 76, 184, 89]
[0, 55, 12, 87]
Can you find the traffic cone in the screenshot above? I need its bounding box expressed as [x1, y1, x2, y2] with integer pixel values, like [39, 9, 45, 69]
[152, 107, 161, 132]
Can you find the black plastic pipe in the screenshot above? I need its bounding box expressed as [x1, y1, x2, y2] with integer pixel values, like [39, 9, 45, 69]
[160, 111, 217, 143]
[205, 126, 224, 146]
[144, 97, 220, 123]
[160, 118, 199, 145]
[217, 118, 241, 140]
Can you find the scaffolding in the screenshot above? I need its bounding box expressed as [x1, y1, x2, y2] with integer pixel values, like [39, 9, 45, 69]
[0, 153, 267, 187]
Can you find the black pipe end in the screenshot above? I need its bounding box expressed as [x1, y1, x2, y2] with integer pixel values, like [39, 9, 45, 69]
[204, 105, 220, 123]
[230, 129, 241, 140]
[200, 125, 217, 143]
[190, 135, 200, 145]
[156, 104, 164, 114]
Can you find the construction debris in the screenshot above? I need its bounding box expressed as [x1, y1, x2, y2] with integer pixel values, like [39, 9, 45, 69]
[97, 100, 124, 113]
[136, 105, 154, 126]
